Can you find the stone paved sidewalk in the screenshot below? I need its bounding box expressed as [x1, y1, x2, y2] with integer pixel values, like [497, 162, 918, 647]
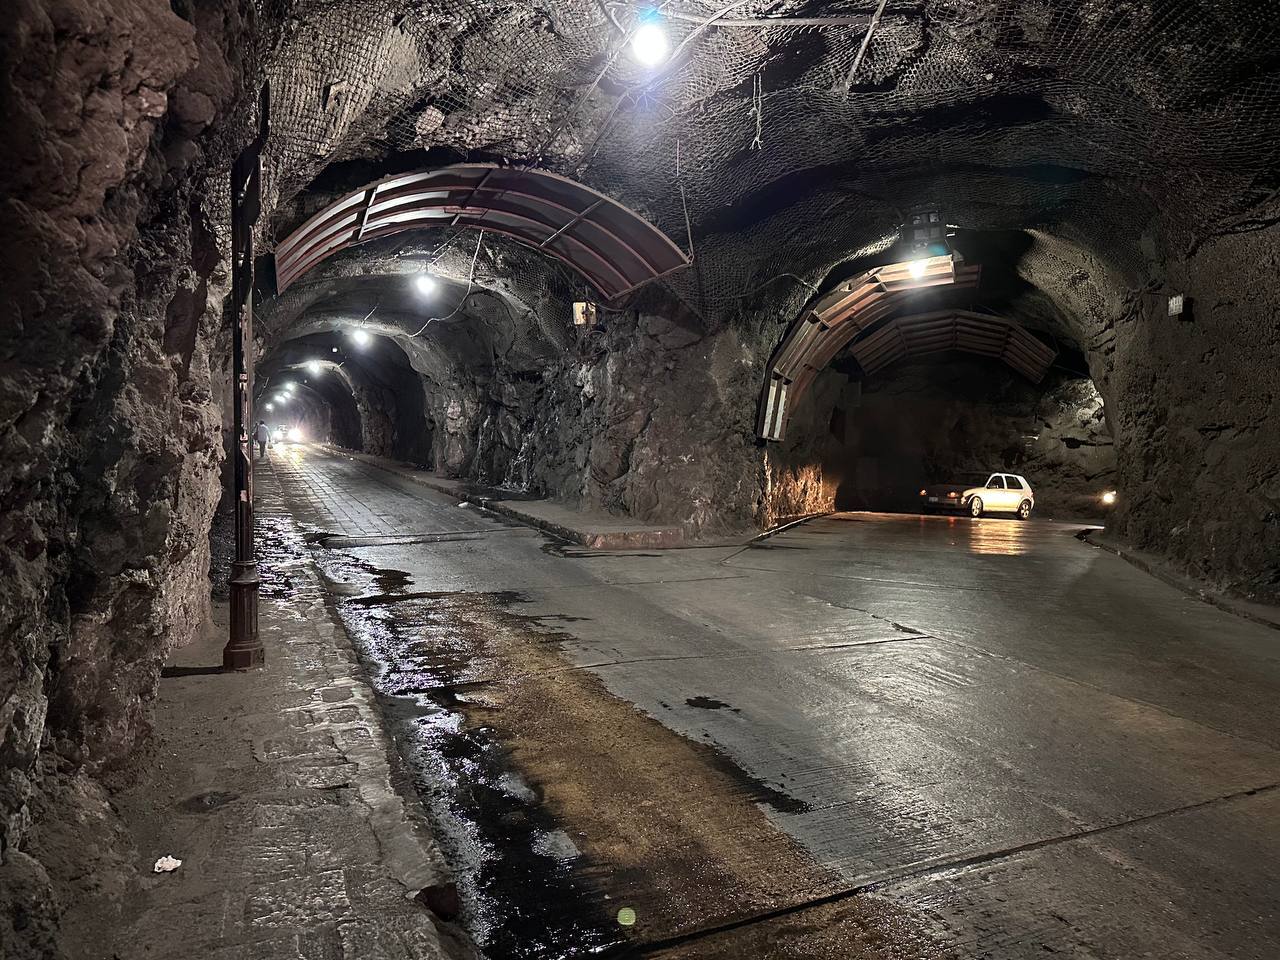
[328, 446, 691, 549]
[68, 460, 472, 960]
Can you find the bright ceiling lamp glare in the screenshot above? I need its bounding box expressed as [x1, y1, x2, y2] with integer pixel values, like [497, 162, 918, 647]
[264, 402, 274, 411]
[306, 360, 322, 376]
[1102, 490, 1118, 505]
[351, 329, 371, 347]
[908, 259, 929, 280]
[413, 272, 436, 296]
[631, 21, 669, 66]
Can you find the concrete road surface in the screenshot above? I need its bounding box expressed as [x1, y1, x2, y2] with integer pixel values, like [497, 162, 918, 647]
[261, 444, 1280, 959]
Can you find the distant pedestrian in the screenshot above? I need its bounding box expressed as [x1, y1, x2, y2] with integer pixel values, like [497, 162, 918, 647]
[254, 420, 270, 458]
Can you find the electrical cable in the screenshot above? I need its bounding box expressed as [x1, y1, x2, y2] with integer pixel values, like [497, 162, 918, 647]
[410, 231, 485, 337]
[839, 0, 890, 93]
[606, 1, 880, 28]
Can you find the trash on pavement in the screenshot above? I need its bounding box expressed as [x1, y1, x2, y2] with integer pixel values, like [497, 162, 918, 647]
[153, 855, 183, 873]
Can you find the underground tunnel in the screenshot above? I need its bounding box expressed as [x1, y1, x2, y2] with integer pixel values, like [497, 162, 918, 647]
[2, 2, 1279, 958]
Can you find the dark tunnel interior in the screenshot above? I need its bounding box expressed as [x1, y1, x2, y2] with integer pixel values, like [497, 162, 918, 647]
[3, 2, 1279, 957]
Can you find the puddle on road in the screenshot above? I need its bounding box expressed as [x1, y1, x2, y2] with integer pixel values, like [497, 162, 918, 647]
[211, 508, 320, 604]
[309, 547, 625, 960]
[685, 696, 738, 712]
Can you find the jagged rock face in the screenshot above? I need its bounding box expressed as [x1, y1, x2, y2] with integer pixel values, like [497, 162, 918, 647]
[0, 0, 243, 937]
[1108, 228, 1280, 599]
[436, 306, 763, 536]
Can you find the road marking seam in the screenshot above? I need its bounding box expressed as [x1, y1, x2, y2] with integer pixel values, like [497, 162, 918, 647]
[610, 780, 1280, 957]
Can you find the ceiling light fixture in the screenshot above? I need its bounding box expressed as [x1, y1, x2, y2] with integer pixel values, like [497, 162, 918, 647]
[631, 22, 669, 66]
[414, 273, 436, 296]
[351, 329, 371, 347]
[306, 360, 322, 376]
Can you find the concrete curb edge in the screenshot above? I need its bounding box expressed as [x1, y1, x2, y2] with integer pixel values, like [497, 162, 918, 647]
[1076, 529, 1280, 632]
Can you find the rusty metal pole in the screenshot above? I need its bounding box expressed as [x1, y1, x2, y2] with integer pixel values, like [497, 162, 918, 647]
[223, 84, 270, 671]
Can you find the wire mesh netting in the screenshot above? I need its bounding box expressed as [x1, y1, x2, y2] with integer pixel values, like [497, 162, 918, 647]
[254, 0, 1280, 320]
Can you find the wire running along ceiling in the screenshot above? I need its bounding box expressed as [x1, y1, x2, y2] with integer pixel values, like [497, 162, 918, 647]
[260, 0, 1280, 317]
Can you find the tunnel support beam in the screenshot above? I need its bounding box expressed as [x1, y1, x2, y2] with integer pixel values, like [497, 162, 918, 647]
[224, 85, 269, 672]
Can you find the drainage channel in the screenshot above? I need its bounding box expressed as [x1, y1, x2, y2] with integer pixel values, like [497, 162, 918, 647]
[306, 541, 625, 959]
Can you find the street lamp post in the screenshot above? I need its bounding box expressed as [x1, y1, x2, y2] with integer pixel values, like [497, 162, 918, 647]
[223, 84, 270, 671]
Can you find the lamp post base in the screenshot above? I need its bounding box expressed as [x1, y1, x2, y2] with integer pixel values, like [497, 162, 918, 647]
[224, 560, 264, 670]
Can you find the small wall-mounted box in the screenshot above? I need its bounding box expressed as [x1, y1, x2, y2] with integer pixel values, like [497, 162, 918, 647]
[573, 301, 599, 326]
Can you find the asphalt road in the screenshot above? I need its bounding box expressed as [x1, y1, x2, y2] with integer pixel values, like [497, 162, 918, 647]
[266, 444, 1280, 959]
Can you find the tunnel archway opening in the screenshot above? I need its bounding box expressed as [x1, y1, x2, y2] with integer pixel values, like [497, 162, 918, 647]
[261, 329, 436, 467]
[774, 350, 1115, 521]
[762, 227, 1119, 524]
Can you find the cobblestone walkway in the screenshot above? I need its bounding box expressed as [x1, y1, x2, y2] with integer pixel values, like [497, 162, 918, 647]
[270, 447, 494, 539]
[94, 456, 470, 960]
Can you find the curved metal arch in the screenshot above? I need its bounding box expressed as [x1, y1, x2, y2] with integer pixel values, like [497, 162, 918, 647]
[847, 310, 1057, 383]
[757, 255, 981, 441]
[274, 164, 692, 301]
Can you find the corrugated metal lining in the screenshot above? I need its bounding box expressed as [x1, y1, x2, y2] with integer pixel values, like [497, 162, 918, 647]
[274, 164, 691, 301]
[850, 310, 1057, 382]
[757, 256, 981, 441]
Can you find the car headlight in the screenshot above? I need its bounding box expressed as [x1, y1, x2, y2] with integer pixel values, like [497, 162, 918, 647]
[287, 427, 302, 442]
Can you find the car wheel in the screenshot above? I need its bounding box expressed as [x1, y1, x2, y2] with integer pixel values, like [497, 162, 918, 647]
[1017, 500, 1032, 521]
[969, 497, 983, 518]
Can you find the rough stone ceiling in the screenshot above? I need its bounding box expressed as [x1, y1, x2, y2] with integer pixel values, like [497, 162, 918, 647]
[241, 0, 1280, 405]
[258, 230, 574, 391]
[261, 1, 1279, 238]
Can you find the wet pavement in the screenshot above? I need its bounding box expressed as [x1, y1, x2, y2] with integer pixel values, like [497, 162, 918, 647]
[264, 443, 1280, 959]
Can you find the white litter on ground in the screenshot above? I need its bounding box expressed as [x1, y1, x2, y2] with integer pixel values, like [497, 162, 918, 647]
[153, 855, 183, 873]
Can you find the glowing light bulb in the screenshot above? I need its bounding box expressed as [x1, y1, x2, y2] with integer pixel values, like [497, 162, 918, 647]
[414, 273, 436, 296]
[351, 329, 371, 347]
[265, 402, 274, 411]
[306, 360, 322, 376]
[908, 259, 928, 279]
[631, 22, 669, 66]
[1102, 490, 1117, 505]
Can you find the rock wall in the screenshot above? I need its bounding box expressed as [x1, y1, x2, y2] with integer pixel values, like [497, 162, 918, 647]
[0, 0, 243, 953]
[429, 304, 764, 536]
[1108, 224, 1280, 600]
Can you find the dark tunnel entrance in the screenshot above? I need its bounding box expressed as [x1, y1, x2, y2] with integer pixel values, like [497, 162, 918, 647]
[779, 352, 1116, 520]
[765, 229, 1119, 522]
[258, 330, 434, 467]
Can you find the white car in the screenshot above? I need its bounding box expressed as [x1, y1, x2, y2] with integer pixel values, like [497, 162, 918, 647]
[961, 473, 1035, 520]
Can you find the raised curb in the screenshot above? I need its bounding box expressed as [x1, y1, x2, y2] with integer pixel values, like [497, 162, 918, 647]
[1076, 529, 1280, 632]
[329, 447, 687, 550]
